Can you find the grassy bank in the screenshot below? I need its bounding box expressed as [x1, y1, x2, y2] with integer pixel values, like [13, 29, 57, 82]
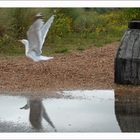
[0, 8, 140, 56]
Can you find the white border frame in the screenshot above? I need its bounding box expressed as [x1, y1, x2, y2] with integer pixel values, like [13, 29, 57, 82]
[1, 133, 140, 139]
[0, 1, 140, 7]
[0, 2, 140, 139]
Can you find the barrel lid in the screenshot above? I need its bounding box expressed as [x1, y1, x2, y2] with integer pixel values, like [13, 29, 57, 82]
[128, 20, 140, 29]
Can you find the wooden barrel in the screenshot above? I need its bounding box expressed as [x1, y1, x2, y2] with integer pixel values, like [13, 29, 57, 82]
[115, 20, 140, 84]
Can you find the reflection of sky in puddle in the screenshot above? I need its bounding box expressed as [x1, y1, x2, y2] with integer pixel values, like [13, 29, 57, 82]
[60, 90, 114, 100]
[0, 90, 121, 132]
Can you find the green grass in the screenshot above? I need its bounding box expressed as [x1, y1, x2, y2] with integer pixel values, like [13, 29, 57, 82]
[0, 8, 128, 57]
[76, 47, 85, 51]
[54, 48, 69, 53]
[0, 31, 123, 57]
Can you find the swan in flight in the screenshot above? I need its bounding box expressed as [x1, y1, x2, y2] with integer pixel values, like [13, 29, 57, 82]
[19, 13, 54, 62]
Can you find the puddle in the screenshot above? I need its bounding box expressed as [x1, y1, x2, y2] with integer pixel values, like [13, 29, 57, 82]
[0, 89, 139, 132]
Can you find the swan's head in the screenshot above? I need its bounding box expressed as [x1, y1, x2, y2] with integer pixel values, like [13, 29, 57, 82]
[19, 39, 29, 46]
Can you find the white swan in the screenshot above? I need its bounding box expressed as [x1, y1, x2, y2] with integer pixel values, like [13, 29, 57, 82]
[19, 13, 54, 62]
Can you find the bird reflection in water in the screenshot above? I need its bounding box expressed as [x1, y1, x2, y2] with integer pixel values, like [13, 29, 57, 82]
[20, 98, 57, 132]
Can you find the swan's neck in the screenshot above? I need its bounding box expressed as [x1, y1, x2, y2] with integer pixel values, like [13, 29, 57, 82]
[24, 40, 29, 55]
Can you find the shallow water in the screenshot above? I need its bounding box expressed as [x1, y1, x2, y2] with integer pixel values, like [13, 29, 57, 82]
[0, 89, 139, 132]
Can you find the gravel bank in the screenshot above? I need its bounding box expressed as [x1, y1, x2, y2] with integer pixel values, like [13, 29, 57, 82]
[0, 42, 118, 94]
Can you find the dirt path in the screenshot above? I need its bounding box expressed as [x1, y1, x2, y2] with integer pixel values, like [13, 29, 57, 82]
[0, 42, 119, 94]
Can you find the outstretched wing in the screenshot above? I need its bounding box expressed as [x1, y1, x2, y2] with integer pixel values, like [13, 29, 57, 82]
[42, 105, 57, 131]
[27, 18, 44, 55]
[40, 15, 55, 49]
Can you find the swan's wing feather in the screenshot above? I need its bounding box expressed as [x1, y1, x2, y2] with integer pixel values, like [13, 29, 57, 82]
[27, 19, 44, 55]
[42, 105, 56, 131]
[40, 15, 54, 49]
